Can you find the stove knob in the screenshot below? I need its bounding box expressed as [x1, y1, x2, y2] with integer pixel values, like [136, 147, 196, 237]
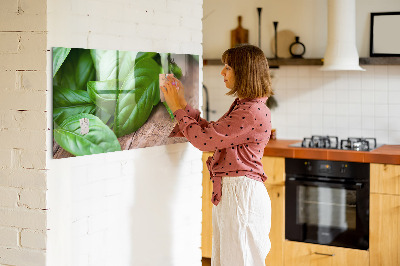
[340, 164, 347, 174]
[305, 162, 312, 171]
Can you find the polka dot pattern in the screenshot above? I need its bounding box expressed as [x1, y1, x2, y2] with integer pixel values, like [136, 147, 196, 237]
[169, 97, 272, 206]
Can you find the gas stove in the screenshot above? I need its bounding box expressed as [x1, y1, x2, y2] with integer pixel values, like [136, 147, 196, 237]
[289, 135, 381, 151]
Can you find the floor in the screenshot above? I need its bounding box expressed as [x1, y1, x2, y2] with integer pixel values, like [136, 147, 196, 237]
[202, 257, 211, 266]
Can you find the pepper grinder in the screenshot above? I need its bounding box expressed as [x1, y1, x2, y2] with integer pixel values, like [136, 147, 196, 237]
[273, 21, 279, 58]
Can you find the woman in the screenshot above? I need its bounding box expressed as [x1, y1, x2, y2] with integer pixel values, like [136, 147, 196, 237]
[161, 44, 273, 266]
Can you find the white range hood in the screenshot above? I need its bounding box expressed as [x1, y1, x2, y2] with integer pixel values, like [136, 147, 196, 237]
[320, 0, 365, 71]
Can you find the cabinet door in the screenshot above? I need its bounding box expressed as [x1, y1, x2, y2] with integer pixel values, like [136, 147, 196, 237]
[265, 184, 284, 266]
[202, 152, 213, 258]
[261, 156, 285, 186]
[284, 241, 369, 266]
[370, 193, 400, 266]
[370, 163, 400, 195]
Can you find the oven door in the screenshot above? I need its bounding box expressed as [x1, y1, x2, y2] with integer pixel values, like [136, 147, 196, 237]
[285, 177, 369, 250]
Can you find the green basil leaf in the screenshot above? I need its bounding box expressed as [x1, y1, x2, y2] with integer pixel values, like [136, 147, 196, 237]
[54, 113, 121, 156]
[169, 61, 182, 79]
[163, 102, 174, 120]
[53, 48, 95, 90]
[114, 57, 162, 137]
[91, 49, 139, 82]
[53, 87, 96, 127]
[160, 53, 169, 74]
[52, 47, 71, 77]
[94, 107, 114, 127]
[136, 52, 157, 63]
[191, 54, 199, 62]
[87, 79, 119, 114]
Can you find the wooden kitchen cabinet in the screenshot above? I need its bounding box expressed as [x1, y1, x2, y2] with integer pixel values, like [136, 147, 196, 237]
[202, 152, 213, 258]
[370, 193, 400, 266]
[370, 163, 400, 266]
[262, 156, 285, 266]
[370, 163, 400, 195]
[284, 241, 369, 266]
[264, 184, 285, 266]
[261, 156, 285, 186]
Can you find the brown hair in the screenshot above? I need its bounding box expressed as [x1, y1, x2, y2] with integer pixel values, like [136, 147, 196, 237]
[221, 44, 273, 99]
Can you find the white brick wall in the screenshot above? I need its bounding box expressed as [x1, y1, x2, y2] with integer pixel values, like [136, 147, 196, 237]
[0, 187, 19, 208]
[0, 0, 48, 265]
[2, 0, 203, 265]
[21, 229, 47, 250]
[0, 227, 19, 247]
[46, 1, 203, 266]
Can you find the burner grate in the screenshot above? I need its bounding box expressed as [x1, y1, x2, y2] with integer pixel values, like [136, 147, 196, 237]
[296, 136, 378, 151]
[301, 135, 339, 149]
[340, 137, 377, 151]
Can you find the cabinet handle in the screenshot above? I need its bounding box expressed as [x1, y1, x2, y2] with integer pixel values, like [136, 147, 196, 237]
[314, 252, 335, 257]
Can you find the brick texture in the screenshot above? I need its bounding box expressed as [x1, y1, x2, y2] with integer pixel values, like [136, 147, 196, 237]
[19, 189, 47, 209]
[0, 187, 19, 208]
[0, 208, 47, 230]
[2, 0, 203, 265]
[21, 229, 46, 250]
[0, 247, 46, 266]
[0, 227, 19, 247]
[0, 0, 48, 264]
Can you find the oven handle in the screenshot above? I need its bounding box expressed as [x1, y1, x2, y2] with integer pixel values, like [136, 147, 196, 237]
[286, 177, 364, 189]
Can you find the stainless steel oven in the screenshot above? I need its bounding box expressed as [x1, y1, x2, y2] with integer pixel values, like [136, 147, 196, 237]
[285, 158, 369, 250]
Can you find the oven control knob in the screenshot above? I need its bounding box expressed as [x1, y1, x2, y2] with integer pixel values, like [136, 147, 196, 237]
[340, 164, 347, 174]
[304, 161, 312, 171]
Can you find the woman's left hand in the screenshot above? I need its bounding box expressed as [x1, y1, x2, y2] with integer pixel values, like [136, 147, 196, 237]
[160, 77, 185, 113]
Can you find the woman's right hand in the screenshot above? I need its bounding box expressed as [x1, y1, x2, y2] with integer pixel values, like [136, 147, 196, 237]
[168, 76, 187, 108]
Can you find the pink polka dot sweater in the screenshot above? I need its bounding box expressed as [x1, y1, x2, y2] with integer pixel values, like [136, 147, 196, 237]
[169, 97, 272, 206]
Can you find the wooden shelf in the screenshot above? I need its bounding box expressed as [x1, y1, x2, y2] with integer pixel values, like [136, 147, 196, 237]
[268, 58, 322, 67]
[359, 57, 400, 65]
[203, 58, 323, 67]
[203, 57, 400, 67]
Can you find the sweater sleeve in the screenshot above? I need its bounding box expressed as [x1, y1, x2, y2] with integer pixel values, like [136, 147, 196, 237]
[169, 104, 210, 137]
[173, 106, 257, 152]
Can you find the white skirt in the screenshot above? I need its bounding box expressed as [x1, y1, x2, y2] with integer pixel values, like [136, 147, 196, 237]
[211, 176, 271, 266]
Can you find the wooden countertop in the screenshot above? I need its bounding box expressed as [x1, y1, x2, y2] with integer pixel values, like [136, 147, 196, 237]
[263, 139, 400, 165]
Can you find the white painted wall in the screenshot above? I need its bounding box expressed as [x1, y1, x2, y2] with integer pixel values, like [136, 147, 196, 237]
[203, 0, 400, 145]
[203, 0, 400, 58]
[46, 0, 203, 265]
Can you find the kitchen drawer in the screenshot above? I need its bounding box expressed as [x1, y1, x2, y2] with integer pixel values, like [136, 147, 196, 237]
[284, 240, 369, 266]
